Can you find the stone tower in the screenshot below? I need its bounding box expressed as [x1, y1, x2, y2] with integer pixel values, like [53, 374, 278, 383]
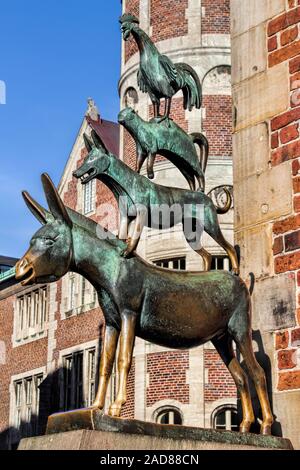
[119, 0, 237, 429]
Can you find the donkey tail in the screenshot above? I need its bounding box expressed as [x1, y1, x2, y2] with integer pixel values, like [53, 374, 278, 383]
[190, 132, 209, 174]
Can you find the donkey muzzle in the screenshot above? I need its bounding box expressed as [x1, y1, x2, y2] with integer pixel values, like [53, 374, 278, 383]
[15, 257, 36, 286]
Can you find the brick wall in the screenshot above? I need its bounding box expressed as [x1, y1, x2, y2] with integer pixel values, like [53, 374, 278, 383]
[202, 0, 230, 35]
[204, 350, 237, 402]
[203, 95, 232, 158]
[125, 0, 140, 62]
[121, 358, 135, 418]
[267, 1, 300, 392]
[0, 293, 48, 448]
[150, 0, 188, 43]
[146, 351, 189, 407]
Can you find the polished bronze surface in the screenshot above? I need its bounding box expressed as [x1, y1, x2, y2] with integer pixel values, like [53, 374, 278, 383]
[16, 174, 274, 434]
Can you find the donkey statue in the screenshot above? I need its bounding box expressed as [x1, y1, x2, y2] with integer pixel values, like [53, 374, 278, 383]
[16, 174, 274, 435]
[73, 131, 238, 274]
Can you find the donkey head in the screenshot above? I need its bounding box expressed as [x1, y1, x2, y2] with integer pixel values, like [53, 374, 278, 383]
[73, 131, 111, 184]
[15, 174, 73, 286]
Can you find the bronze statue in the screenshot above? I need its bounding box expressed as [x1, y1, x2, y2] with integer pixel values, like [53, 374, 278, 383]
[119, 14, 202, 121]
[15, 174, 274, 435]
[118, 107, 208, 191]
[73, 131, 238, 273]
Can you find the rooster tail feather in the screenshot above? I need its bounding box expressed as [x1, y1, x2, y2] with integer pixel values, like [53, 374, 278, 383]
[176, 63, 202, 110]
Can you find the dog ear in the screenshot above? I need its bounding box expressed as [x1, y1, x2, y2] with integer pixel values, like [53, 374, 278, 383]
[83, 133, 94, 153]
[91, 130, 109, 154]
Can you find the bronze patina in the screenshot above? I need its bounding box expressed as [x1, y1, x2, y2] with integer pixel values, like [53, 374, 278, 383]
[16, 174, 274, 435]
[73, 131, 238, 272]
[118, 107, 208, 191]
[119, 13, 202, 120]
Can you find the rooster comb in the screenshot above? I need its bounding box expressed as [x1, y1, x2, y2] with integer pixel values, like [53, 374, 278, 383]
[119, 13, 140, 25]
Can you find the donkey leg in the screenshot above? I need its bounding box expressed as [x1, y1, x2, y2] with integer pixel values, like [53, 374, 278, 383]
[109, 312, 137, 417]
[233, 331, 274, 435]
[212, 333, 255, 433]
[92, 326, 119, 409]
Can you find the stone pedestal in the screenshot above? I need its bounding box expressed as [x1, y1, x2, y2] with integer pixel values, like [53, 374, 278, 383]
[18, 408, 293, 451]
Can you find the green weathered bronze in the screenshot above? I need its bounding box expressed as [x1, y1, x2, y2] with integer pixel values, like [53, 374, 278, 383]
[119, 13, 202, 120]
[73, 131, 238, 272]
[118, 107, 208, 191]
[16, 174, 274, 434]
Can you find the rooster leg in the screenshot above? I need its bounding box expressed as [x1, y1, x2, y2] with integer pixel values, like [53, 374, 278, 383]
[152, 101, 160, 118]
[155, 98, 172, 123]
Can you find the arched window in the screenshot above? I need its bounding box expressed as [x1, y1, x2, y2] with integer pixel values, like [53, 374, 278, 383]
[202, 65, 231, 96]
[212, 405, 238, 432]
[123, 87, 139, 110]
[155, 407, 183, 425]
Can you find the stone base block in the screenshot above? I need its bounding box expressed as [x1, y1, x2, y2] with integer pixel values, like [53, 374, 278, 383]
[18, 408, 293, 451]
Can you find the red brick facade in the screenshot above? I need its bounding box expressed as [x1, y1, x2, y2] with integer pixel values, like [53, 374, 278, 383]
[146, 351, 189, 407]
[203, 95, 232, 158]
[204, 350, 237, 402]
[201, 0, 230, 35]
[150, 0, 188, 43]
[267, 1, 300, 392]
[124, 0, 140, 62]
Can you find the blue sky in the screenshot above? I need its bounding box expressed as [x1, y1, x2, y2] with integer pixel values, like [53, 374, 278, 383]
[0, 1, 122, 258]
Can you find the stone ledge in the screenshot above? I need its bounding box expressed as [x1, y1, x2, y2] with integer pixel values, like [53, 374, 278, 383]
[18, 408, 293, 451]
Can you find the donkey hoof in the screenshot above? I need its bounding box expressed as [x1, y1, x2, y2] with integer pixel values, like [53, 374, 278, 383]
[239, 421, 252, 433]
[147, 173, 154, 180]
[231, 268, 240, 276]
[260, 423, 272, 435]
[108, 404, 122, 418]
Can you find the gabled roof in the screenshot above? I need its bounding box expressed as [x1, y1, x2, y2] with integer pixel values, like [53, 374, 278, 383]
[87, 116, 120, 157]
[0, 255, 18, 267]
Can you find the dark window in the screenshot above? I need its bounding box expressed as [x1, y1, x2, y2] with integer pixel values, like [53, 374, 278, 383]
[213, 406, 238, 431]
[156, 408, 183, 425]
[211, 256, 230, 271]
[154, 257, 186, 270]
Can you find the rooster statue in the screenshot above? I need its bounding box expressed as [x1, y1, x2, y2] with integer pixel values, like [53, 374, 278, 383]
[120, 13, 202, 121]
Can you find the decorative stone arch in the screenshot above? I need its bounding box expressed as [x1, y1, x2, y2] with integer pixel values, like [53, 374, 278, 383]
[210, 402, 238, 431]
[202, 65, 231, 96]
[152, 402, 184, 425]
[123, 86, 139, 110]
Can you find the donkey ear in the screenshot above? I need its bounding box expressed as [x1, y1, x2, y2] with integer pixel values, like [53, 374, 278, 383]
[41, 173, 73, 228]
[83, 133, 93, 153]
[91, 130, 109, 154]
[22, 191, 52, 225]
